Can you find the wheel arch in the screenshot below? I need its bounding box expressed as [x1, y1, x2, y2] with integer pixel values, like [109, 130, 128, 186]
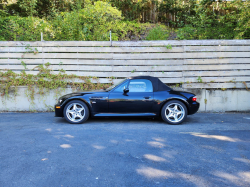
[159, 98, 190, 117]
[62, 98, 92, 117]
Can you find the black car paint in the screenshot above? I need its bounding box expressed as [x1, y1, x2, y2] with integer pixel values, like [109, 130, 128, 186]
[55, 79, 199, 118]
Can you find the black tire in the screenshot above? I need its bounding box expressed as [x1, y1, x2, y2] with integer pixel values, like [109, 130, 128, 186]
[161, 100, 187, 125]
[63, 100, 89, 124]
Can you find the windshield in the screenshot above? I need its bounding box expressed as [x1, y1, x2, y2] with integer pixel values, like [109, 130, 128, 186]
[105, 79, 127, 92]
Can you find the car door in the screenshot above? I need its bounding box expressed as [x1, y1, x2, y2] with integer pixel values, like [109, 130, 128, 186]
[108, 79, 154, 113]
[88, 92, 109, 114]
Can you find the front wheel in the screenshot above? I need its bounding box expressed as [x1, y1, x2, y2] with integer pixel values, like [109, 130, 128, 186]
[161, 100, 187, 125]
[63, 100, 89, 124]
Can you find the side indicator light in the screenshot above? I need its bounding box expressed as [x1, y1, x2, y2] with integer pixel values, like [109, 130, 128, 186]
[56, 106, 61, 109]
[192, 96, 197, 102]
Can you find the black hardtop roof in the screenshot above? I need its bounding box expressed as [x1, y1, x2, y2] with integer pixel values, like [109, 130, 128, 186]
[128, 76, 172, 92]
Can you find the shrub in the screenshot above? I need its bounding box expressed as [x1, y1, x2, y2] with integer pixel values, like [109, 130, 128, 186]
[0, 16, 53, 41]
[145, 25, 170, 40]
[176, 0, 250, 40]
[52, 1, 123, 41]
[0, 1, 152, 41]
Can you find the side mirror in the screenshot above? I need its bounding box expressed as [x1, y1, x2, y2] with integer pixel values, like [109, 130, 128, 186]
[123, 88, 129, 93]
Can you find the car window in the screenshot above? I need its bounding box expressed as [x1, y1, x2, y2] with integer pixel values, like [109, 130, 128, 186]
[113, 81, 129, 92]
[105, 79, 126, 92]
[128, 79, 153, 92]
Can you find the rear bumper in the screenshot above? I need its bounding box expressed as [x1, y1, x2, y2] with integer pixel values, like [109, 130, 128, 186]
[55, 104, 64, 117]
[188, 102, 200, 115]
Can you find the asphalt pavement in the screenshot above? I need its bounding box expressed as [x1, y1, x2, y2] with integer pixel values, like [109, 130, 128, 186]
[0, 112, 250, 187]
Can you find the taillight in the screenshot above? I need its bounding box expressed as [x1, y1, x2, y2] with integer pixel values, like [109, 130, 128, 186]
[192, 96, 197, 102]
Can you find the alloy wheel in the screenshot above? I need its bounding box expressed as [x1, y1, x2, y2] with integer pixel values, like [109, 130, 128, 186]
[165, 103, 185, 123]
[66, 103, 85, 123]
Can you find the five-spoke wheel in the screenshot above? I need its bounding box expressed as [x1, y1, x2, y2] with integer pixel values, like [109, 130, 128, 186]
[63, 100, 89, 124]
[161, 100, 187, 125]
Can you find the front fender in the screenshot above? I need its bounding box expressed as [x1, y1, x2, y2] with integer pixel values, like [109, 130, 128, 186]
[55, 96, 92, 117]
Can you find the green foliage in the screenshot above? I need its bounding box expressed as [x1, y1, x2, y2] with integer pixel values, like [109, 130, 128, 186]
[0, 16, 53, 41]
[0, 64, 113, 104]
[204, 99, 207, 104]
[176, 0, 250, 40]
[21, 61, 27, 69]
[0, 0, 249, 40]
[231, 0, 250, 39]
[197, 76, 203, 83]
[131, 69, 136, 73]
[52, 1, 122, 41]
[51, 1, 152, 41]
[109, 0, 157, 21]
[0, 1, 152, 41]
[166, 44, 172, 49]
[176, 26, 197, 40]
[145, 25, 170, 40]
[18, 0, 38, 17]
[112, 21, 151, 41]
[158, 0, 196, 28]
[0, 8, 9, 17]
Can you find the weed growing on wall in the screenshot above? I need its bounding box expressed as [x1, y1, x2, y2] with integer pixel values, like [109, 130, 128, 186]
[0, 63, 113, 110]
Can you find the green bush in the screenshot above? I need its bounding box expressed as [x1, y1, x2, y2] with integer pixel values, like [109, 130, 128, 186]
[0, 1, 153, 41]
[0, 16, 53, 41]
[145, 25, 170, 40]
[1, 0, 249, 41]
[176, 0, 250, 40]
[112, 21, 151, 41]
[52, 1, 123, 41]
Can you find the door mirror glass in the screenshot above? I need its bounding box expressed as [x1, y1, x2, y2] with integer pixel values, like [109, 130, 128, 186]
[113, 81, 129, 92]
[123, 88, 129, 93]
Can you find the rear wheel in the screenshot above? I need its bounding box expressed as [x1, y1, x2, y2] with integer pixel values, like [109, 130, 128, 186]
[161, 100, 187, 125]
[63, 100, 89, 124]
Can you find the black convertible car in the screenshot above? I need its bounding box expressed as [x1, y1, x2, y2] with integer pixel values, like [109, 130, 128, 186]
[55, 76, 199, 125]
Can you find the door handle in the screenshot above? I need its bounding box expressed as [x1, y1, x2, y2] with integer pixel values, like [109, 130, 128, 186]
[143, 96, 151, 99]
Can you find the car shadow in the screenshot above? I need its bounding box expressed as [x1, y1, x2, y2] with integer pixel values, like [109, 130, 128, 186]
[55, 116, 167, 125]
[55, 115, 202, 126]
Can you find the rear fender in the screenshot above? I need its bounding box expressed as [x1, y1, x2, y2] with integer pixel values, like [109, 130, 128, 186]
[160, 97, 190, 115]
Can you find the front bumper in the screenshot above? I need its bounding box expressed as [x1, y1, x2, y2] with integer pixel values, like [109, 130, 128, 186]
[55, 104, 64, 117]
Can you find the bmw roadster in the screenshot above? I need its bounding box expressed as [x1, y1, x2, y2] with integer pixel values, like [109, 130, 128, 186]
[55, 76, 199, 125]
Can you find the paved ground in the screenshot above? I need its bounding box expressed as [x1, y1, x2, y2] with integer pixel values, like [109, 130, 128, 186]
[0, 113, 250, 187]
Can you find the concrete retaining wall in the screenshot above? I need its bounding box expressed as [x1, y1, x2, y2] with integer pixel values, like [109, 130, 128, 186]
[185, 88, 250, 112]
[0, 87, 73, 112]
[0, 87, 249, 112]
